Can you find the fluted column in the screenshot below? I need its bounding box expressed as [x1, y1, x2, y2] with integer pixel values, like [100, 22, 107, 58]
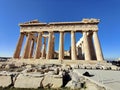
[34, 32, 42, 59]
[93, 31, 104, 61]
[83, 32, 91, 60]
[81, 41, 84, 59]
[71, 31, 77, 60]
[51, 35, 55, 59]
[77, 46, 83, 60]
[13, 33, 24, 58]
[59, 31, 64, 60]
[88, 34, 96, 60]
[22, 33, 32, 58]
[29, 40, 34, 58]
[41, 37, 46, 58]
[46, 32, 53, 59]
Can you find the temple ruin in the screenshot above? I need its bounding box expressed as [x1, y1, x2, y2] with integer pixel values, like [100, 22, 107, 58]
[13, 18, 104, 62]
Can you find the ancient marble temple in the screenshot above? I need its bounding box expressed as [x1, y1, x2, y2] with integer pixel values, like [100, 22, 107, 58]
[13, 18, 104, 61]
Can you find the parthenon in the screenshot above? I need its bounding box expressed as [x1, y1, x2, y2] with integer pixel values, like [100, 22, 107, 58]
[13, 18, 104, 62]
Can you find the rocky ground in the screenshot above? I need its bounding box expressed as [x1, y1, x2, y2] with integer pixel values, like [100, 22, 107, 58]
[0, 60, 119, 90]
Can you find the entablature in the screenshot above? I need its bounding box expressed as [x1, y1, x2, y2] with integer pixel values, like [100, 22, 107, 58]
[20, 18, 99, 33]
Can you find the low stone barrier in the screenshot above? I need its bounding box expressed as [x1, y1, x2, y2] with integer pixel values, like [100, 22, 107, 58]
[0, 71, 17, 88]
[42, 74, 62, 88]
[14, 73, 44, 88]
[0, 75, 12, 87]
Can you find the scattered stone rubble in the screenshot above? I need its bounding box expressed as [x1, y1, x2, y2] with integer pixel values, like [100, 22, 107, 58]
[0, 61, 119, 89]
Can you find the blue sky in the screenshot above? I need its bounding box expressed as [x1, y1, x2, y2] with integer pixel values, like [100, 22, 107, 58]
[0, 0, 120, 59]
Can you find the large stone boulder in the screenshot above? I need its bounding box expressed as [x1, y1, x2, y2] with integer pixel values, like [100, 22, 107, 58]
[66, 80, 84, 89]
[66, 71, 85, 89]
[25, 64, 32, 69]
[5, 63, 17, 70]
[14, 73, 44, 88]
[69, 72, 80, 82]
[0, 75, 12, 87]
[53, 67, 60, 75]
[5, 64, 11, 69]
[0, 71, 17, 88]
[111, 65, 118, 70]
[61, 64, 69, 71]
[42, 74, 62, 88]
[14, 62, 26, 68]
[0, 63, 7, 69]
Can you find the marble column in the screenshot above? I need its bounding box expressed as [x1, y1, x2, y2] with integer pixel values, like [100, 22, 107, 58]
[46, 32, 53, 59]
[77, 46, 83, 60]
[13, 33, 24, 58]
[59, 31, 64, 60]
[88, 33, 96, 60]
[81, 41, 84, 59]
[28, 40, 34, 58]
[93, 31, 104, 61]
[51, 35, 55, 59]
[22, 33, 32, 58]
[34, 32, 42, 59]
[83, 31, 91, 60]
[41, 37, 46, 58]
[71, 31, 77, 60]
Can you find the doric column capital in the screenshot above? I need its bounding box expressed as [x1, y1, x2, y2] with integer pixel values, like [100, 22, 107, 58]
[82, 31, 87, 34]
[48, 31, 54, 33]
[71, 31, 76, 33]
[59, 31, 64, 33]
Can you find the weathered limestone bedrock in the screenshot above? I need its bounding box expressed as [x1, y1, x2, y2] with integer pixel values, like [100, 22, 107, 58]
[0, 62, 116, 89]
